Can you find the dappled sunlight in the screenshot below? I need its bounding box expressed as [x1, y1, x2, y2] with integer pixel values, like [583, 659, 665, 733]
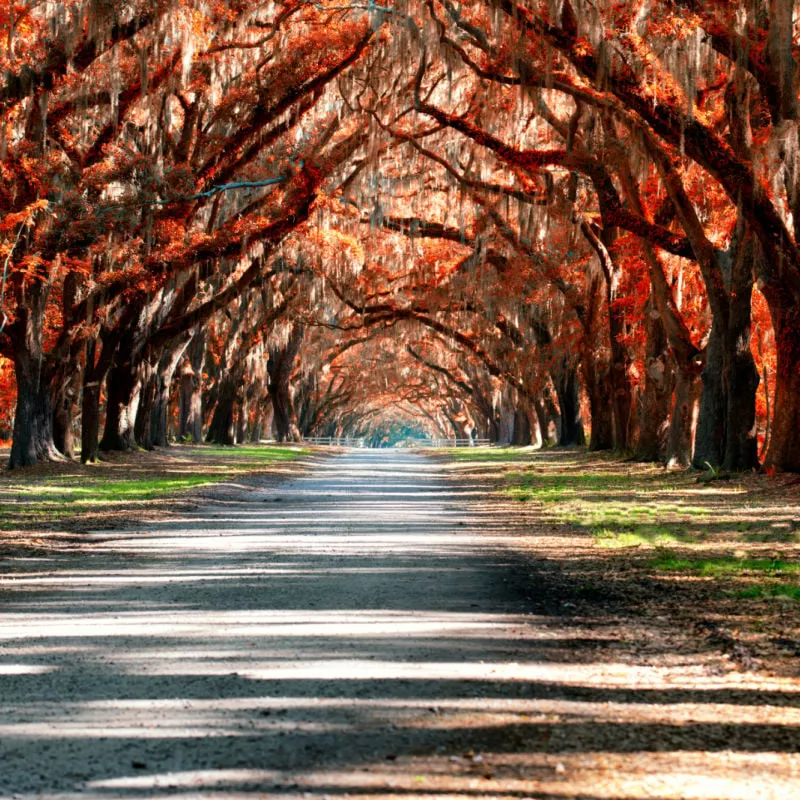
[1, 451, 798, 799]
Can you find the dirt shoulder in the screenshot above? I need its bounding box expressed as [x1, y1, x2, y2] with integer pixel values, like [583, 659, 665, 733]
[427, 446, 800, 679]
[0, 443, 332, 556]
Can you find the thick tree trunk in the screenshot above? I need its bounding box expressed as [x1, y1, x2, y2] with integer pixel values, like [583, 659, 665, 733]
[270, 379, 301, 442]
[250, 416, 263, 443]
[81, 379, 102, 465]
[693, 322, 725, 469]
[134, 362, 157, 450]
[665, 365, 702, 468]
[511, 407, 531, 446]
[694, 239, 760, 472]
[636, 303, 673, 462]
[178, 331, 205, 443]
[149, 375, 171, 449]
[584, 358, 614, 451]
[51, 273, 83, 460]
[471, 388, 501, 443]
[80, 332, 120, 463]
[99, 360, 141, 452]
[7, 293, 63, 469]
[267, 325, 304, 443]
[608, 320, 635, 451]
[206, 373, 238, 445]
[251, 401, 272, 442]
[144, 340, 191, 449]
[236, 395, 249, 444]
[534, 391, 560, 446]
[723, 302, 760, 472]
[8, 353, 60, 469]
[52, 371, 79, 460]
[555, 366, 586, 447]
[765, 302, 800, 471]
[528, 404, 543, 448]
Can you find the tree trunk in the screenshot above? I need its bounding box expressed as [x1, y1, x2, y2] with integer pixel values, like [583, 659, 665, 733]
[608, 313, 635, 451]
[251, 401, 272, 442]
[267, 324, 304, 443]
[178, 330, 205, 443]
[584, 357, 614, 451]
[236, 394, 249, 444]
[146, 339, 191, 449]
[270, 378, 301, 442]
[636, 303, 673, 462]
[723, 307, 760, 472]
[7, 291, 62, 469]
[765, 302, 800, 472]
[134, 362, 157, 450]
[8, 353, 60, 469]
[534, 390, 560, 446]
[52, 370, 79, 460]
[665, 364, 702, 468]
[693, 322, 726, 469]
[99, 360, 142, 452]
[51, 272, 82, 460]
[81, 379, 102, 465]
[511, 407, 531, 445]
[555, 365, 586, 446]
[206, 372, 237, 445]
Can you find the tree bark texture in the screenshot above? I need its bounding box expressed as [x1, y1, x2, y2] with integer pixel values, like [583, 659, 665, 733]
[267, 325, 304, 443]
[765, 301, 800, 471]
[555, 365, 586, 447]
[7, 292, 62, 469]
[206, 372, 238, 445]
[666, 364, 702, 468]
[636, 302, 673, 462]
[99, 359, 142, 452]
[178, 330, 205, 443]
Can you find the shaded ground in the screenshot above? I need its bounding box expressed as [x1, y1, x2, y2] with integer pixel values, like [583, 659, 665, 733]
[0, 449, 799, 799]
[434, 447, 800, 677]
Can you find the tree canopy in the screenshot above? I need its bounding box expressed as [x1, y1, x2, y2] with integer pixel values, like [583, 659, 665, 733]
[0, 0, 797, 470]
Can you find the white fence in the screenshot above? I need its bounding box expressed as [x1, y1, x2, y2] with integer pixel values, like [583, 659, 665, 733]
[303, 437, 491, 448]
[303, 437, 366, 447]
[411, 438, 491, 448]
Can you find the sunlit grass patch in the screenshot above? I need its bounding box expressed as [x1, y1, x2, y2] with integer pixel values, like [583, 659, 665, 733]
[0, 444, 308, 531]
[41, 475, 219, 502]
[194, 445, 307, 461]
[440, 446, 535, 462]
[592, 525, 685, 548]
[502, 467, 710, 548]
[506, 483, 578, 503]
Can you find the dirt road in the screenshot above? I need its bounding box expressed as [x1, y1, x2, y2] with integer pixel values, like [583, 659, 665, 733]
[1, 450, 798, 798]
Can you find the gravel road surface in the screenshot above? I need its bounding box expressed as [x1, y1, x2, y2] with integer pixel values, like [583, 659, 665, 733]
[1, 450, 798, 799]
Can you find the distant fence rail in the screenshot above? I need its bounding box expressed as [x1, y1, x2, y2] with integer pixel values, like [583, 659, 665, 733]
[303, 437, 492, 448]
[411, 438, 491, 448]
[303, 437, 366, 447]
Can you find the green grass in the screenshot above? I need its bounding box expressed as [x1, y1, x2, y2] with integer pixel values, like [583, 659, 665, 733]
[441, 448, 800, 621]
[592, 525, 685, 548]
[741, 530, 799, 543]
[30, 475, 221, 502]
[502, 469, 710, 547]
[735, 584, 800, 601]
[440, 446, 537, 462]
[651, 553, 800, 577]
[193, 445, 305, 461]
[0, 444, 307, 529]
